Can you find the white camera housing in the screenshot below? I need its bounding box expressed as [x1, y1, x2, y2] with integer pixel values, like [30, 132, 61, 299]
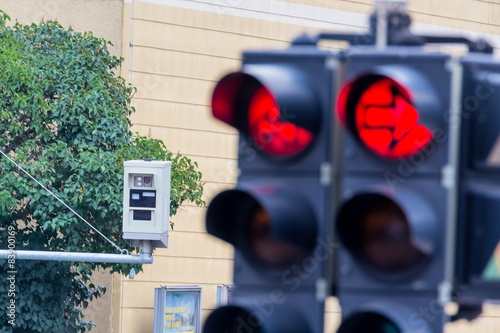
[122, 160, 171, 248]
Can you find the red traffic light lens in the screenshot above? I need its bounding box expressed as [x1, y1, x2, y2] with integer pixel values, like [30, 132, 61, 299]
[211, 70, 317, 158]
[246, 205, 307, 267]
[338, 76, 432, 159]
[248, 85, 313, 157]
[336, 80, 353, 126]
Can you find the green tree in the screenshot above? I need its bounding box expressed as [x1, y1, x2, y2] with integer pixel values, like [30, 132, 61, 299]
[0, 12, 204, 332]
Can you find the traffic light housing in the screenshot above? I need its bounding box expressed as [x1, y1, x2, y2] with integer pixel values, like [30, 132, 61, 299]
[204, 47, 341, 333]
[334, 47, 454, 333]
[201, 4, 499, 330]
[455, 53, 500, 305]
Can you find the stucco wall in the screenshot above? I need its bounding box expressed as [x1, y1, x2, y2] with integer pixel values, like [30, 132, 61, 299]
[1, 0, 123, 58]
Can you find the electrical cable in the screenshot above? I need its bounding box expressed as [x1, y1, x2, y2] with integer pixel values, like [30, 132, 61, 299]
[0, 148, 126, 254]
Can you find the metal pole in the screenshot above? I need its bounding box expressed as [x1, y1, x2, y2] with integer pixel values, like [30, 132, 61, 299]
[0, 250, 153, 264]
[439, 59, 464, 306]
[376, 3, 388, 49]
[139, 240, 153, 255]
[374, 0, 408, 48]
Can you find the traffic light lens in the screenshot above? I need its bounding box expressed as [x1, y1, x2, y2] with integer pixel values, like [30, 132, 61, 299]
[206, 188, 317, 269]
[248, 86, 313, 157]
[360, 198, 424, 271]
[204, 304, 313, 333]
[338, 75, 433, 159]
[203, 306, 264, 333]
[337, 312, 401, 333]
[338, 194, 426, 272]
[212, 73, 317, 157]
[247, 205, 307, 267]
[248, 85, 313, 157]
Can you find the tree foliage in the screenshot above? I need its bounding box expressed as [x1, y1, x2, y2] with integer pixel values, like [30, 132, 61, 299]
[0, 12, 204, 332]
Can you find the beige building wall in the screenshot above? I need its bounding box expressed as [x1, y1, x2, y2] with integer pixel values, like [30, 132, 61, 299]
[117, 2, 238, 332]
[1, 0, 123, 58]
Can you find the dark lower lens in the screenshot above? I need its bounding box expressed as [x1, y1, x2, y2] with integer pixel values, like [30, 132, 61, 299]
[204, 306, 263, 333]
[246, 206, 306, 267]
[206, 188, 316, 268]
[337, 312, 401, 333]
[360, 198, 424, 271]
[338, 194, 425, 272]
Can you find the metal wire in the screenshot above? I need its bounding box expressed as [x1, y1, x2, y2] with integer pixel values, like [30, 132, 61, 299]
[0, 149, 125, 254]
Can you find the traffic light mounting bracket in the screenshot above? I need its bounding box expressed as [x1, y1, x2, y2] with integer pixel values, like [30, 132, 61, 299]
[292, 2, 493, 54]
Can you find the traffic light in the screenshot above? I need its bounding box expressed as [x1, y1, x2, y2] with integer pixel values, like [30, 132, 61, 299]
[454, 53, 500, 307]
[203, 47, 341, 333]
[334, 47, 454, 333]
